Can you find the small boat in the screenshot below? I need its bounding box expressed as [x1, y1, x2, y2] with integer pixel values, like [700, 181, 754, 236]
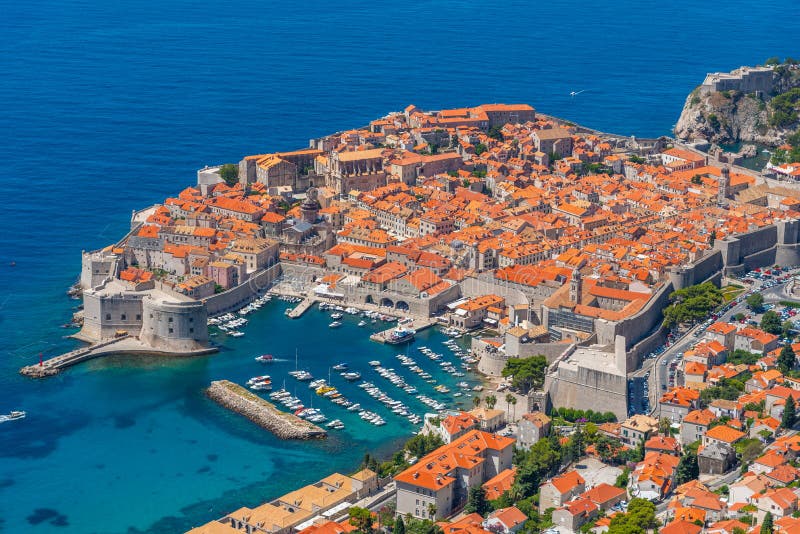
[347, 403, 361, 411]
[330, 312, 343, 320]
[332, 363, 349, 371]
[0, 410, 25, 422]
[229, 331, 245, 337]
[358, 320, 367, 327]
[329, 321, 342, 328]
[247, 375, 271, 385]
[368, 360, 381, 367]
[341, 371, 361, 381]
[255, 354, 274, 363]
[250, 382, 272, 391]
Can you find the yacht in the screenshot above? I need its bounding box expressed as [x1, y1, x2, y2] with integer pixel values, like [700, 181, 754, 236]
[0, 410, 25, 422]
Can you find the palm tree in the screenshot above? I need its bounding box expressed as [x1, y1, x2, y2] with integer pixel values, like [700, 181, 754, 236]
[505, 393, 515, 421]
[427, 503, 437, 520]
[473, 395, 482, 408]
[485, 394, 497, 410]
[510, 396, 518, 421]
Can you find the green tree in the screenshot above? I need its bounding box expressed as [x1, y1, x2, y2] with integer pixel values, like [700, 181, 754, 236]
[505, 393, 515, 419]
[501, 355, 548, 394]
[659, 417, 672, 436]
[473, 396, 482, 408]
[405, 518, 443, 534]
[474, 143, 488, 155]
[487, 126, 504, 141]
[675, 451, 700, 485]
[709, 230, 716, 247]
[485, 394, 497, 410]
[465, 485, 490, 516]
[765, 57, 781, 66]
[608, 498, 657, 534]
[782, 395, 797, 429]
[427, 503, 437, 520]
[761, 311, 783, 335]
[691, 174, 703, 185]
[761, 511, 774, 534]
[734, 312, 746, 322]
[778, 345, 797, 374]
[349, 506, 373, 534]
[394, 515, 406, 534]
[746, 293, 765, 311]
[219, 163, 239, 186]
[615, 468, 630, 488]
[662, 282, 724, 328]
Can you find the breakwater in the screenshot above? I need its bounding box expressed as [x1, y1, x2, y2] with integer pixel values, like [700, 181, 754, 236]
[205, 380, 327, 440]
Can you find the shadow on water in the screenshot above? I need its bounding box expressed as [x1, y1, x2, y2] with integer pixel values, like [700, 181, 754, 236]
[27, 508, 69, 528]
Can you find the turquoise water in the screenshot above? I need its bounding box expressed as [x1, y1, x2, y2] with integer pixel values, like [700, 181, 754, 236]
[0, 299, 476, 533]
[2, 0, 800, 532]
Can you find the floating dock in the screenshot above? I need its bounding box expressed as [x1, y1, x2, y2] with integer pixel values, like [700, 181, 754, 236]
[206, 380, 327, 440]
[286, 297, 317, 318]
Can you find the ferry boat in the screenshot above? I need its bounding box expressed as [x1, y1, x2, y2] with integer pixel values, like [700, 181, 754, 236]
[329, 321, 342, 328]
[385, 326, 415, 345]
[0, 410, 25, 422]
[254, 354, 274, 363]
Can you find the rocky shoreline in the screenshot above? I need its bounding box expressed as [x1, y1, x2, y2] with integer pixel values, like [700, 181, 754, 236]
[206, 380, 327, 440]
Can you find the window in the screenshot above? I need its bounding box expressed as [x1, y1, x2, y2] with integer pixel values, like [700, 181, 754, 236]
[168, 317, 173, 323]
[189, 328, 194, 333]
[136, 314, 141, 320]
[105, 313, 111, 320]
[189, 317, 194, 323]
[121, 314, 126, 321]
[168, 328, 174, 334]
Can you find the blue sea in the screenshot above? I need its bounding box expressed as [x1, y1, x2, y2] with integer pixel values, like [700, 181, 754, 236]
[1, 0, 798, 532]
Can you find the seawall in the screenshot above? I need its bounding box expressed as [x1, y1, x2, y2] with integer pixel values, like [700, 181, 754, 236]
[205, 380, 327, 440]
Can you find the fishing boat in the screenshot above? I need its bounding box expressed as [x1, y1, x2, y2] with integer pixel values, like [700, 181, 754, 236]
[254, 354, 274, 363]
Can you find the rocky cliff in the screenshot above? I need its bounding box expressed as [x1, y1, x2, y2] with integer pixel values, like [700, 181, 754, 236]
[675, 64, 800, 146]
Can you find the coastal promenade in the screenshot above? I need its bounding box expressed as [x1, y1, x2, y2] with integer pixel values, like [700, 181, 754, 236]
[19, 337, 218, 378]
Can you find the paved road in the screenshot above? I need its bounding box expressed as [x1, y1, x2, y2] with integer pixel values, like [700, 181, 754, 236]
[640, 273, 800, 417]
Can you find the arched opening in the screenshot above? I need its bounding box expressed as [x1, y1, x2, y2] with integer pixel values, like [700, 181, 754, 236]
[395, 301, 409, 311]
[365, 295, 375, 305]
[380, 297, 394, 308]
